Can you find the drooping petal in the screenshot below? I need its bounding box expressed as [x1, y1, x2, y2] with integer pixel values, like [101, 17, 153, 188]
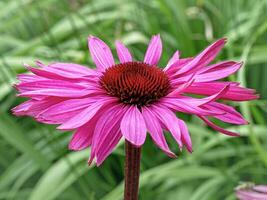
[96, 127, 122, 166]
[89, 104, 127, 165]
[25, 66, 71, 82]
[160, 97, 224, 116]
[178, 119, 192, 152]
[164, 51, 180, 71]
[120, 106, 147, 146]
[35, 60, 45, 67]
[236, 190, 267, 200]
[184, 82, 259, 101]
[43, 63, 99, 79]
[254, 185, 267, 193]
[16, 79, 87, 93]
[17, 74, 46, 83]
[199, 116, 240, 136]
[179, 84, 230, 106]
[115, 41, 132, 63]
[12, 100, 34, 116]
[165, 58, 194, 76]
[194, 61, 242, 82]
[58, 98, 116, 130]
[144, 34, 162, 65]
[12, 97, 64, 118]
[16, 78, 104, 98]
[202, 102, 248, 125]
[25, 65, 99, 83]
[37, 96, 106, 124]
[88, 36, 115, 71]
[142, 106, 176, 157]
[18, 87, 101, 98]
[57, 105, 102, 130]
[151, 105, 182, 148]
[176, 38, 227, 75]
[167, 74, 195, 97]
[68, 115, 100, 150]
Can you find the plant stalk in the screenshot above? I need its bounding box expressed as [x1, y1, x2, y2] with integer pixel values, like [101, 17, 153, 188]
[124, 140, 141, 200]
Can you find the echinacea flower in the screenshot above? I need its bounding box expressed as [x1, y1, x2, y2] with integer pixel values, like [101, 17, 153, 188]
[235, 183, 267, 200]
[12, 34, 258, 166]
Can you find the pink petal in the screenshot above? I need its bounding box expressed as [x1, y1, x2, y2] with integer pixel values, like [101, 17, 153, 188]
[16, 79, 87, 93]
[120, 106, 147, 146]
[176, 38, 227, 75]
[96, 127, 122, 166]
[195, 61, 242, 82]
[181, 84, 230, 106]
[151, 105, 182, 149]
[37, 97, 105, 124]
[35, 60, 45, 67]
[57, 105, 102, 130]
[164, 51, 180, 71]
[199, 116, 240, 136]
[160, 97, 224, 116]
[115, 41, 132, 63]
[184, 82, 259, 101]
[88, 36, 115, 71]
[25, 66, 68, 81]
[12, 100, 34, 116]
[178, 119, 192, 153]
[236, 191, 253, 200]
[202, 102, 248, 125]
[254, 185, 267, 194]
[167, 74, 195, 97]
[144, 34, 162, 65]
[68, 116, 100, 150]
[58, 98, 116, 130]
[142, 106, 176, 157]
[18, 88, 100, 98]
[17, 74, 46, 83]
[43, 63, 99, 80]
[12, 97, 64, 118]
[236, 190, 267, 200]
[44, 62, 98, 75]
[165, 58, 193, 76]
[16, 79, 103, 98]
[89, 104, 127, 165]
[29, 98, 64, 115]
[25, 65, 98, 83]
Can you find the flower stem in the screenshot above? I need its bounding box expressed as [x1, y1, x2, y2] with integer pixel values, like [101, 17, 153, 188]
[124, 140, 141, 200]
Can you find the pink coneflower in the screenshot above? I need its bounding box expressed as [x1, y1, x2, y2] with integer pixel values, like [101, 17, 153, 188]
[13, 34, 258, 199]
[236, 183, 267, 200]
[13, 34, 258, 164]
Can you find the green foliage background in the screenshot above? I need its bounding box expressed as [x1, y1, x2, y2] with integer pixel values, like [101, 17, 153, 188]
[0, 0, 267, 199]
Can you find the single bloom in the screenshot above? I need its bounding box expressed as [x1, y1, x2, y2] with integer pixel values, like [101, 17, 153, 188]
[12, 34, 258, 166]
[235, 183, 267, 200]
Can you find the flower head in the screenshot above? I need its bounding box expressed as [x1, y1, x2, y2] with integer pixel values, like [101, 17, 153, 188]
[235, 183, 267, 200]
[13, 34, 258, 166]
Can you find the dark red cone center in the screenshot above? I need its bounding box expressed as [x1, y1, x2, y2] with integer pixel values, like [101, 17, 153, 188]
[100, 62, 171, 107]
